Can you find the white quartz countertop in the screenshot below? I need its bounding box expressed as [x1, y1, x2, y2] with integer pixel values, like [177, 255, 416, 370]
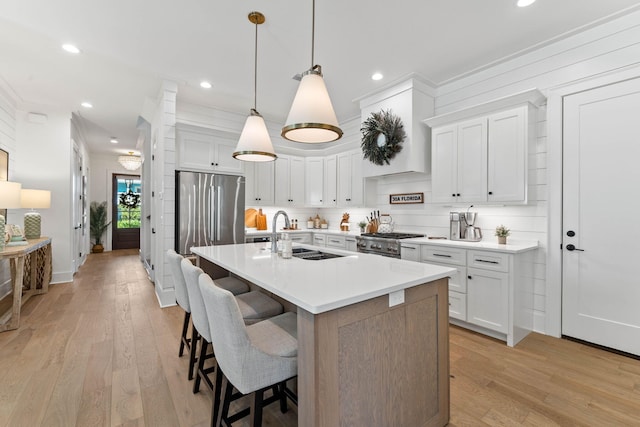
[399, 237, 539, 253]
[191, 243, 455, 314]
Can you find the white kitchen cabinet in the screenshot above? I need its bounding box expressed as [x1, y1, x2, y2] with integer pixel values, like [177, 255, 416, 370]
[305, 157, 324, 206]
[177, 128, 244, 174]
[288, 233, 311, 244]
[337, 150, 363, 207]
[466, 267, 509, 333]
[401, 241, 536, 347]
[487, 106, 527, 202]
[275, 155, 305, 206]
[312, 234, 326, 247]
[426, 90, 543, 205]
[245, 161, 275, 206]
[323, 155, 338, 207]
[431, 118, 487, 203]
[325, 235, 346, 249]
[345, 236, 357, 252]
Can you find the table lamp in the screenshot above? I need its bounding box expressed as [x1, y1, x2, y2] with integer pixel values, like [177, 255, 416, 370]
[20, 189, 51, 239]
[0, 181, 22, 250]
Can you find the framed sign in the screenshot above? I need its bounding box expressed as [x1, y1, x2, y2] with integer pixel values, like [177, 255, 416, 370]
[390, 192, 424, 204]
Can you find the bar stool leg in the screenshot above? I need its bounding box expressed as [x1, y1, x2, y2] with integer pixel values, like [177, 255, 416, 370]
[179, 311, 191, 357]
[217, 375, 233, 427]
[188, 328, 200, 381]
[250, 389, 264, 427]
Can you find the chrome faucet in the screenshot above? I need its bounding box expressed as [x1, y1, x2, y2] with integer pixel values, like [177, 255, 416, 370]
[271, 210, 291, 253]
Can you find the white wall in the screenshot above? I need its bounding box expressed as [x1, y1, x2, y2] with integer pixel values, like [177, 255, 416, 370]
[11, 109, 74, 283]
[0, 85, 17, 292]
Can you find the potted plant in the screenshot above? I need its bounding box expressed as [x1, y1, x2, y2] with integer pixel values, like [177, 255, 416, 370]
[90, 201, 111, 253]
[358, 220, 367, 233]
[495, 224, 510, 244]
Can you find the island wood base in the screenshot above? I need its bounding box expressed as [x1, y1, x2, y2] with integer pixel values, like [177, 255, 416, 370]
[297, 277, 449, 427]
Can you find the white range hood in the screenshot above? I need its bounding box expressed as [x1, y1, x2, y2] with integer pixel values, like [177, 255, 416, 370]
[357, 76, 435, 177]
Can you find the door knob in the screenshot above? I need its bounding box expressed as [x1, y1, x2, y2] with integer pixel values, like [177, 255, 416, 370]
[565, 244, 584, 252]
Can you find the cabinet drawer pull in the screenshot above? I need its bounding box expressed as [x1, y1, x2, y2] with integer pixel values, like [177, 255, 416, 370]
[401, 246, 416, 250]
[476, 259, 499, 264]
[433, 253, 452, 258]
[329, 239, 340, 243]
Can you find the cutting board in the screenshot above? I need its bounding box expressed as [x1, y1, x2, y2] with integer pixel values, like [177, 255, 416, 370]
[256, 209, 267, 230]
[244, 208, 257, 228]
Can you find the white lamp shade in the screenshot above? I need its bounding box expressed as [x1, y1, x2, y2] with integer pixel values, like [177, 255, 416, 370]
[0, 181, 22, 208]
[21, 189, 51, 209]
[233, 113, 277, 162]
[281, 71, 343, 143]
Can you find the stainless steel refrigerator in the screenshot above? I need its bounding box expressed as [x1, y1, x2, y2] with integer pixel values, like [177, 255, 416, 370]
[175, 171, 245, 255]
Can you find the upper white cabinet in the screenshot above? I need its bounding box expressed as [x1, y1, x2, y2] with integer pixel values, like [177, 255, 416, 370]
[432, 118, 487, 203]
[337, 150, 364, 207]
[176, 126, 244, 174]
[275, 155, 305, 205]
[245, 161, 275, 206]
[487, 107, 527, 203]
[305, 157, 324, 207]
[323, 155, 338, 207]
[425, 89, 544, 205]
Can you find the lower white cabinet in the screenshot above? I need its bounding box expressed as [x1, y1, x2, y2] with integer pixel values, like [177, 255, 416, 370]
[401, 242, 536, 347]
[345, 236, 357, 252]
[466, 267, 508, 333]
[289, 233, 311, 244]
[312, 234, 326, 247]
[326, 235, 346, 249]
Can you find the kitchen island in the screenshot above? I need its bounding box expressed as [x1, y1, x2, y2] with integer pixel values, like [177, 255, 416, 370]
[192, 242, 455, 427]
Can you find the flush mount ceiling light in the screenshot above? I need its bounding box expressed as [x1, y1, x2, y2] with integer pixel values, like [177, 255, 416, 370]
[517, 0, 536, 7]
[200, 81, 212, 89]
[81, 102, 93, 108]
[110, 137, 118, 144]
[62, 43, 80, 54]
[371, 72, 384, 81]
[118, 152, 142, 171]
[281, 0, 342, 143]
[232, 11, 277, 162]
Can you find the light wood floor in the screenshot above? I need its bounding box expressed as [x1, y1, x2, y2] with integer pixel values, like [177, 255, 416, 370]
[0, 250, 638, 427]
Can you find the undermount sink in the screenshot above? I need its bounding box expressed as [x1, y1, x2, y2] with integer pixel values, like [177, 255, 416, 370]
[292, 247, 344, 261]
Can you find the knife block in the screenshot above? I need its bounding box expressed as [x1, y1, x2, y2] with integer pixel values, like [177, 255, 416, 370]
[366, 221, 378, 233]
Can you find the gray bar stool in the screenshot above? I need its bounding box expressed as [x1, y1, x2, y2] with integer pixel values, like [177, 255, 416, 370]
[181, 259, 285, 394]
[166, 249, 197, 380]
[199, 274, 298, 427]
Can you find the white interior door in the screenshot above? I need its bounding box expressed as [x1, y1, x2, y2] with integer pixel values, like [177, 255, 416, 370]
[562, 77, 640, 355]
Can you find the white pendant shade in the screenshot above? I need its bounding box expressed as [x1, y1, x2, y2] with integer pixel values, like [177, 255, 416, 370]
[281, 70, 343, 143]
[233, 111, 277, 162]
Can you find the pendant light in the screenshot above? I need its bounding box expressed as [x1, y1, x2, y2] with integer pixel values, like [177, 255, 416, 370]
[281, 0, 343, 143]
[233, 11, 277, 162]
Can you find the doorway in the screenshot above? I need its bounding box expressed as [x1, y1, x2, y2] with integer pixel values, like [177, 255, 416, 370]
[112, 174, 141, 250]
[562, 77, 640, 356]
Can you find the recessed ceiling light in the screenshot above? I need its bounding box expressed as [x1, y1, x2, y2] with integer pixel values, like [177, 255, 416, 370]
[81, 102, 93, 108]
[371, 72, 384, 81]
[110, 137, 118, 144]
[200, 81, 212, 89]
[62, 44, 81, 54]
[517, 0, 536, 7]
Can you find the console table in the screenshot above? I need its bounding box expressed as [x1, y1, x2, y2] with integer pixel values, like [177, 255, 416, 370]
[0, 237, 52, 332]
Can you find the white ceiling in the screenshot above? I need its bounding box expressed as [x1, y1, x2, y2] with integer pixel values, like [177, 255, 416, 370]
[2, 0, 640, 155]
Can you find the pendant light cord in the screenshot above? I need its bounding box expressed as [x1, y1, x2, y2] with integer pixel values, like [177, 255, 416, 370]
[311, 0, 315, 68]
[254, 17, 258, 110]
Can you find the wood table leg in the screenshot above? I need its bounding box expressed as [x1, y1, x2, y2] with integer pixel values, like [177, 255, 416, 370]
[7, 257, 25, 331]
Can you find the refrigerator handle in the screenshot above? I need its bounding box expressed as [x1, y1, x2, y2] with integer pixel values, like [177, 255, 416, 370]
[216, 186, 222, 240]
[210, 184, 216, 242]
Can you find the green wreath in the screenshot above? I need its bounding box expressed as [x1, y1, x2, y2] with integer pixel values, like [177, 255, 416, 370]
[360, 109, 406, 166]
[119, 190, 140, 209]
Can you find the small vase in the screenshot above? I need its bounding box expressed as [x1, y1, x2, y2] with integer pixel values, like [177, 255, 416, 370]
[498, 236, 507, 245]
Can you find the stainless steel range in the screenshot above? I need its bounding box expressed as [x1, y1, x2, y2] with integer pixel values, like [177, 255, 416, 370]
[356, 232, 425, 258]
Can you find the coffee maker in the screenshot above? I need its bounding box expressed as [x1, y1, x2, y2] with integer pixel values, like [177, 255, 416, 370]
[450, 207, 483, 242]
